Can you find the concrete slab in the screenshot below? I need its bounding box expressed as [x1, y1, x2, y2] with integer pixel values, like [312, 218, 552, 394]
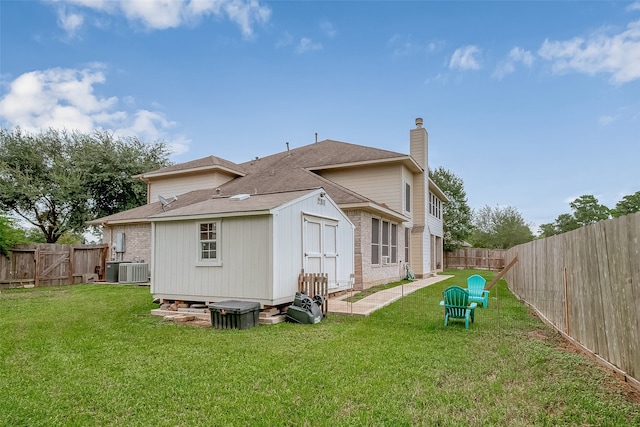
[328, 275, 451, 316]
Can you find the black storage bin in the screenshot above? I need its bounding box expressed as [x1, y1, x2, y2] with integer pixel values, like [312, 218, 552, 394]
[209, 300, 260, 330]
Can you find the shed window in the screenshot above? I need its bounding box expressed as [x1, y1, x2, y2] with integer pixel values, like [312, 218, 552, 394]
[198, 221, 221, 265]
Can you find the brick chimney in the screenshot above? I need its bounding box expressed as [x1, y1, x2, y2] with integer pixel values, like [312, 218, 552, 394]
[410, 117, 428, 171]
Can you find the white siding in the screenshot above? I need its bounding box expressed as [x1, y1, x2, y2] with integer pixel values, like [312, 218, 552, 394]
[272, 193, 354, 299]
[319, 165, 404, 213]
[149, 171, 236, 202]
[152, 190, 354, 306]
[152, 216, 274, 304]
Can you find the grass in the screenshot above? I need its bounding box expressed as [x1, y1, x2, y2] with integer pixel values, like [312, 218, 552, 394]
[1, 270, 638, 426]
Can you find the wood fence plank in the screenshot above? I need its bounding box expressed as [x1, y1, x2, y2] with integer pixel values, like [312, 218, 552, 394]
[503, 212, 640, 389]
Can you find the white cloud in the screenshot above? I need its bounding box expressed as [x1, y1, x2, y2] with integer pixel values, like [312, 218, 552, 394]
[493, 47, 535, 79]
[296, 37, 322, 54]
[598, 115, 617, 126]
[51, 0, 271, 38]
[387, 35, 445, 58]
[0, 66, 189, 154]
[275, 31, 293, 48]
[57, 8, 84, 38]
[449, 45, 482, 70]
[320, 21, 336, 38]
[627, 2, 640, 12]
[538, 19, 640, 84]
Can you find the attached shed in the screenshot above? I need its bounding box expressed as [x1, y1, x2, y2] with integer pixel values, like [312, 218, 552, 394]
[149, 188, 354, 307]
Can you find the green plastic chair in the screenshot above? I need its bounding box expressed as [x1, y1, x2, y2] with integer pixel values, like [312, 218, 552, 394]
[467, 274, 489, 308]
[439, 286, 477, 329]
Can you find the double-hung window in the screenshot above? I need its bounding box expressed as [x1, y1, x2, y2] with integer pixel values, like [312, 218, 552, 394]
[198, 221, 221, 266]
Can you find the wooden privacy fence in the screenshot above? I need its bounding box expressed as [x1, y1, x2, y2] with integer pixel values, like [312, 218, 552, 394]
[444, 248, 506, 270]
[0, 244, 108, 289]
[298, 270, 328, 315]
[504, 212, 640, 389]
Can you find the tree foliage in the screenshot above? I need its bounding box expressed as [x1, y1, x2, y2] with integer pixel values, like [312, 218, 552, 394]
[469, 205, 534, 249]
[0, 128, 171, 243]
[611, 190, 640, 218]
[538, 194, 620, 237]
[429, 167, 473, 251]
[569, 195, 610, 227]
[0, 212, 28, 256]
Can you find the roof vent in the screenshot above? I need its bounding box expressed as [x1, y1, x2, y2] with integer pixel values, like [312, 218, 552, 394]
[230, 194, 250, 201]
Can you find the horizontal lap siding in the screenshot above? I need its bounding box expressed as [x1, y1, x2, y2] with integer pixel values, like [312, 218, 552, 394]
[149, 171, 236, 201]
[319, 165, 403, 213]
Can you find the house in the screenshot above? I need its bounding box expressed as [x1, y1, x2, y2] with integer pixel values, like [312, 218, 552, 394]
[89, 118, 448, 306]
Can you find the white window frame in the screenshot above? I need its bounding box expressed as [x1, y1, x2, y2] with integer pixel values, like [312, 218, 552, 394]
[196, 220, 222, 267]
[429, 192, 442, 219]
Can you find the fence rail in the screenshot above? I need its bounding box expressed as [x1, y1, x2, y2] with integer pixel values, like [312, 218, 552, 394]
[504, 212, 640, 388]
[444, 248, 505, 270]
[0, 244, 108, 289]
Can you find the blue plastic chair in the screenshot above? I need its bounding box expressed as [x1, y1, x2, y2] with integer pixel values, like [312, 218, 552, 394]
[467, 274, 489, 308]
[439, 286, 477, 329]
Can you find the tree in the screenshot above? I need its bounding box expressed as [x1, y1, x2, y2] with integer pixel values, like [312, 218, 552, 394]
[569, 195, 610, 227]
[469, 205, 534, 249]
[538, 222, 557, 238]
[611, 190, 640, 217]
[429, 167, 473, 251]
[554, 213, 581, 234]
[0, 128, 171, 243]
[0, 212, 28, 256]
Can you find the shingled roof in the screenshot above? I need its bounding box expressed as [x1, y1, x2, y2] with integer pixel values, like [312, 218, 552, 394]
[91, 139, 416, 224]
[138, 155, 246, 178]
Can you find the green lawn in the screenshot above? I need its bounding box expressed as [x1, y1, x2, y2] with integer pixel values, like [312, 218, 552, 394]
[1, 269, 638, 426]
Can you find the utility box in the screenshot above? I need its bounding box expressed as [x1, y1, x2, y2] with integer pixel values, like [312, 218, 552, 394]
[209, 300, 260, 330]
[105, 261, 129, 283]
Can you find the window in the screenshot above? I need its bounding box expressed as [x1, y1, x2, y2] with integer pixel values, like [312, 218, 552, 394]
[382, 220, 390, 261]
[198, 221, 221, 265]
[404, 227, 410, 263]
[391, 224, 397, 263]
[404, 182, 411, 213]
[429, 192, 442, 219]
[371, 218, 380, 265]
[371, 217, 399, 265]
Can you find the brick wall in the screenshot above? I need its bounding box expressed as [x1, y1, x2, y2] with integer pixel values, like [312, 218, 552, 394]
[346, 209, 407, 290]
[103, 223, 151, 264]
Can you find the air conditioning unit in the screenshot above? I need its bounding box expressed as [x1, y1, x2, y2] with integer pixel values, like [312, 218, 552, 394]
[119, 263, 149, 283]
[382, 256, 390, 264]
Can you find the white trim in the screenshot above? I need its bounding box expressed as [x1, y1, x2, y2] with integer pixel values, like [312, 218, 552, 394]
[195, 220, 222, 267]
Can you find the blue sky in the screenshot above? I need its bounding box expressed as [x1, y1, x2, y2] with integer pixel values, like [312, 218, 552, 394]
[1, 1, 639, 231]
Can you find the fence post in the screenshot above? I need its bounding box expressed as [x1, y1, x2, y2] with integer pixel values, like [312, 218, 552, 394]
[34, 247, 40, 287]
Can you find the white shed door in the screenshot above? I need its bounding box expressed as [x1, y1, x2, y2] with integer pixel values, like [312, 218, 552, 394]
[304, 217, 338, 289]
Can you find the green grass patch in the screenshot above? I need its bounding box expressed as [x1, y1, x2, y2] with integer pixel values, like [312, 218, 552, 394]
[342, 279, 412, 302]
[1, 271, 639, 426]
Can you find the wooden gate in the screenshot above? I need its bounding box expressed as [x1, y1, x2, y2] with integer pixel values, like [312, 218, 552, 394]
[0, 244, 108, 288]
